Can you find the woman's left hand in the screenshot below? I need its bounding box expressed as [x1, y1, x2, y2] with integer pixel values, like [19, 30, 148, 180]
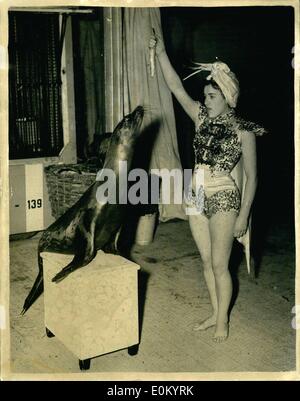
[234, 216, 248, 238]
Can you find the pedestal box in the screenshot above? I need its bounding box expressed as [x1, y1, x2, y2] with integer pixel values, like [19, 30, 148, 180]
[42, 251, 140, 365]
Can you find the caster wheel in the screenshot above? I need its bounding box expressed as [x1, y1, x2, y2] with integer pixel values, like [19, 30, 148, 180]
[45, 328, 55, 338]
[79, 359, 91, 370]
[128, 344, 139, 356]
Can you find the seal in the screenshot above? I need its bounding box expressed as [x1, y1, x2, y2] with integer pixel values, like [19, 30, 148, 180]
[22, 106, 144, 314]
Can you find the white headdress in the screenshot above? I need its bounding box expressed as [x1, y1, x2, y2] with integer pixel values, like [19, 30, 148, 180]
[183, 61, 240, 108]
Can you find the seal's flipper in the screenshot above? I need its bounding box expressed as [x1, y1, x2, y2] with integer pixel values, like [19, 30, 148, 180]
[21, 254, 44, 315]
[51, 250, 96, 283]
[51, 221, 96, 283]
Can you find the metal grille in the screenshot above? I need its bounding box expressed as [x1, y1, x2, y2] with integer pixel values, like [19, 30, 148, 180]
[9, 12, 63, 159]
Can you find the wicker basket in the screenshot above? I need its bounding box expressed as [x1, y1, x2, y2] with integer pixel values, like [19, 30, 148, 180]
[45, 163, 98, 219]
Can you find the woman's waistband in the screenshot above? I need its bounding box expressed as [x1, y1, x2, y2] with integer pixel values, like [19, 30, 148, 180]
[193, 164, 236, 191]
[194, 164, 230, 177]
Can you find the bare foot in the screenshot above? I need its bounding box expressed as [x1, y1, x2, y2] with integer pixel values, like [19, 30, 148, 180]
[193, 315, 217, 331]
[212, 323, 229, 343]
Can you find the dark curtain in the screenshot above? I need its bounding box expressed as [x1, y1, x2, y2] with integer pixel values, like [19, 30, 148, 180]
[72, 9, 105, 160]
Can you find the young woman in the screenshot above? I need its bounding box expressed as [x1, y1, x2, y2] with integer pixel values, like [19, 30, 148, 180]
[149, 35, 266, 342]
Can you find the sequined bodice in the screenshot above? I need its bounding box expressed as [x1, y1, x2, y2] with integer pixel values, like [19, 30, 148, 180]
[194, 105, 241, 172]
[193, 103, 266, 173]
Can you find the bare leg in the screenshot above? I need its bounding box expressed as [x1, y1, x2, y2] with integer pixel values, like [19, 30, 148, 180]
[210, 211, 237, 342]
[189, 214, 218, 330]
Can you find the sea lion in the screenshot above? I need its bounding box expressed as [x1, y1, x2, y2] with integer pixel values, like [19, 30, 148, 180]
[22, 106, 144, 314]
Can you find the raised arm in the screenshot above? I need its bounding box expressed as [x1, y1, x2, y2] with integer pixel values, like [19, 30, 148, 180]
[150, 35, 199, 123]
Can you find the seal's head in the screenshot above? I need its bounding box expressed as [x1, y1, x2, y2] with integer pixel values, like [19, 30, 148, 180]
[106, 106, 144, 163]
[113, 106, 144, 145]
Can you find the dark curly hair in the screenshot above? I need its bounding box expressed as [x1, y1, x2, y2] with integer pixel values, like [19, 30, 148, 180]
[204, 79, 225, 99]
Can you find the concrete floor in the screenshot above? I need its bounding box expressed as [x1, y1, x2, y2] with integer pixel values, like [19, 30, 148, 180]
[7, 218, 296, 377]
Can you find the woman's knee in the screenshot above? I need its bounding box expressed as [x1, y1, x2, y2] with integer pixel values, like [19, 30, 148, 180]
[201, 255, 213, 271]
[212, 259, 229, 277]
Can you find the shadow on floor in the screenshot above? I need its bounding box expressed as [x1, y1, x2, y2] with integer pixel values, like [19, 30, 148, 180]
[137, 269, 150, 342]
[228, 241, 244, 318]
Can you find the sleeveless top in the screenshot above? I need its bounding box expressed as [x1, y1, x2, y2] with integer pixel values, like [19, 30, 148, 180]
[193, 103, 266, 174]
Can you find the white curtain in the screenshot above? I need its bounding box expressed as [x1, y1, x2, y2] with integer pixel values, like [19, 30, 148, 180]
[123, 8, 187, 222]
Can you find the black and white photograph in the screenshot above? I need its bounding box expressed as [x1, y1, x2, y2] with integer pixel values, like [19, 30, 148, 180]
[0, 0, 299, 380]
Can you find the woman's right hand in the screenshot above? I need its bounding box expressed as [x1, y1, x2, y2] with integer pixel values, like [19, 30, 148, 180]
[149, 34, 165, 56]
